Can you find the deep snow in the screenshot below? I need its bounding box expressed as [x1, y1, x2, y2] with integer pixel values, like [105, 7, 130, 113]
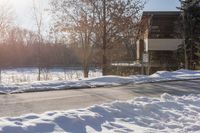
[0, 69, 200, 94]
[0, 93, 200, 133]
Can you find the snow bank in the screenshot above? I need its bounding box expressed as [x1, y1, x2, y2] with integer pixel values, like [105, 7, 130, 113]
[0, 69, 200, 94]
[0, 94, 200, 133]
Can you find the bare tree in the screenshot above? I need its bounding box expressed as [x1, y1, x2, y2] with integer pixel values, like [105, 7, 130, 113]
[50, 0, 145, 76]
[0, 0, 13, 82]
[50, 0, 96, 78]
[92, 0, 145, 75]
[32, 0, 45, 80]
[0, 0, 13, 35]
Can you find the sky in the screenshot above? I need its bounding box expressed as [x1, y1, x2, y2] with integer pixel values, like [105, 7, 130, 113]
[8, 0, 49, 32]
[2, 0, 181, 31]
[145, 0, 181, 11]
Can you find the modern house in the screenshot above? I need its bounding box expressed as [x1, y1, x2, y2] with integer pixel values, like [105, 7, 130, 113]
[137, 11, 183, 74]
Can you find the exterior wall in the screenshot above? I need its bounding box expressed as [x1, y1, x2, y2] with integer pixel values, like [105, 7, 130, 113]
[144, 38, 148, 52]
[148, 39, 183, 51]
[136, 40, 140, 60]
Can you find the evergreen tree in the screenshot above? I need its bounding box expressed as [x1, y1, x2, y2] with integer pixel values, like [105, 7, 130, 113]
[179, 0, 200, 69]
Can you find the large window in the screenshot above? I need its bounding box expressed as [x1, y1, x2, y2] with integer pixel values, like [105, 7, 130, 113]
[149, 15, 181, 39]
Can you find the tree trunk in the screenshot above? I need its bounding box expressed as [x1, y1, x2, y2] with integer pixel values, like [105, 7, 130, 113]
[37, 36, 41, 81]
[184, 41, 189, 69]
[183, 9, 189, 69]
[83, 64, 89, 78]
[102, 0, 107, 75]
[0, 68, 1, 83]
[82, 33, 89, 78]
[38, 67, 41, 81]
[37, 40, 41, 81]
[102, 51, 107, 75]
[83, 49, 89, 78]
[83, 51, 89, 77]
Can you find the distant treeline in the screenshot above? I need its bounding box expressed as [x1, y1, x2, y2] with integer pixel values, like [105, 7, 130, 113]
[0, 43, 83, 68]
[0, 27, 131, 68]
[0, 27, 85, 68]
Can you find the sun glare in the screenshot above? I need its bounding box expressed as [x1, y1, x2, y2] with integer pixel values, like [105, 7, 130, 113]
[0, 0, 36, 11]
[9, 0, 31, 7]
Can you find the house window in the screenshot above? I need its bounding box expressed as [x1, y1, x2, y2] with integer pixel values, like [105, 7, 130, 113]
[151, 26, 159, 30]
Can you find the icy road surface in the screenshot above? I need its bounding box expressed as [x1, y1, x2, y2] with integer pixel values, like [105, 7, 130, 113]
[0, 79, 199, 117]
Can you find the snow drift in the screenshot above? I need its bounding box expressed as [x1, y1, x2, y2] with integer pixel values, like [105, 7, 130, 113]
[0, 69, 200, 94]
[0, 93, 200, 133]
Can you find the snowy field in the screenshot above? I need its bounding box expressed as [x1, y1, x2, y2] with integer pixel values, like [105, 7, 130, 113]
[0, 67, 102, 84]
[0, 93, 200, 133]
[0, 69, 200, 94]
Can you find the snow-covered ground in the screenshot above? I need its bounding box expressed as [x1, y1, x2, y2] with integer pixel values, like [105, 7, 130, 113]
[0, 69, 200, 94]
[0, 67, 102, 84]
[0, 93, 200, 133]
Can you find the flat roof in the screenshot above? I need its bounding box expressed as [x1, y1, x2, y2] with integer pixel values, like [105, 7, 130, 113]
[142, 11, 181, 16]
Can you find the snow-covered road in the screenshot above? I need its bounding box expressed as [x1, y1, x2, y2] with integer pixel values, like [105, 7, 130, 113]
[0, 70, 200, 133]
[0, 79, 199, 117]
